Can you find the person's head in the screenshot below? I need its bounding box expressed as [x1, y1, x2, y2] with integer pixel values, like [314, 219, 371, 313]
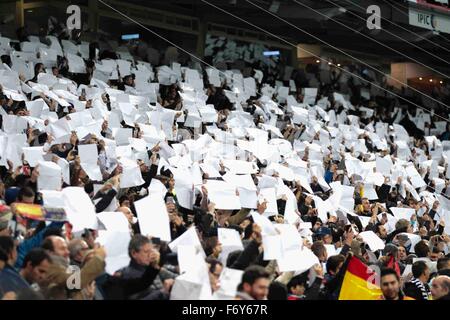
[34, 63, 45, 76]
[398, 245, 408, 261]
[17, 187, 35, 204]
[414, 240, 431, 258]
[123, 75, 134, 87]
[361, 198, 370, 212]
[118, 196, 131, 208]
[41, 236, 70, 263]
[311, 241, 328, 262]
[0, 55, 12, 68]
[316, 227, 332, 244]
[204, 234, 222, 258]
[206, 257, 223, 292]
[437, 257, 450, 272]
[432, 200, 440, 211]
[206, 257, 223, 278]
[21, 248, 52, 285]
[52, 66, 59, 77]
[128, 234, 154, 266]
[117, 207, 134, 225]
[0, 236, 16, 265]
[383, 243, 399, 261]
[15, 105, 28, 117]
[431, 276, 450, 300]
[380, 268, 401, 300]
[81, 229, 97, 249]
[412, 261, 430, 283]
[68, 239, 89, 264]
[86, 60, 95, 74]
[267, 281, 288, 300]
[375, 223, 387, 240]
[239, 218, 252, 232]
[0, 93, 7, 106]
[167, 177, 175, 189]
[395, 219, 412, 233]
[287, 274, 308, 296]
[330, 163, 338, 172]
[239, 265, 270, 300]
[326, 254, 345, 275]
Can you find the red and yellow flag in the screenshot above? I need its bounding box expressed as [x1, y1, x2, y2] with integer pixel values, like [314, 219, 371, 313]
[13, 203, 44, 220]
[338, 256, 382, 300]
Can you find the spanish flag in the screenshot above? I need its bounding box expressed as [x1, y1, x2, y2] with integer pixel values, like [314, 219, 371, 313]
[13, 203, 44, 220]
[338, 256, 382, 300]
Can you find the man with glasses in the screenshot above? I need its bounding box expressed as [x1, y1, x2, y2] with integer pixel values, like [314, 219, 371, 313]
[119, 234, 175, 300]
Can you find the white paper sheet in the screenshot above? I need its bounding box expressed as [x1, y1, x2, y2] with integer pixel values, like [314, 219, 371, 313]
[96, 211, 131, 274]
[134, 193, 171, 242]
[277, 248, 319, 273]
[37, 161, 62, 191]
[359, 231, 386, 251]
[205, 180, 241, 210]
[61, 187, 98, 232]
[237, 188, 258, 209]
[120, 163, 145, 188]
[22, 147, 44, 167]
[169, 227, 204, 255]
[77, 141, 98, 161]
[390, 207, 416, 221]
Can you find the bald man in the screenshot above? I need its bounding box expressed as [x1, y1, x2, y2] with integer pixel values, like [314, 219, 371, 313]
[41, 236, 70, 264]
[431, 276, 450, 300]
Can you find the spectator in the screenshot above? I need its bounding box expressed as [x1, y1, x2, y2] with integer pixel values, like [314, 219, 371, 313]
[430, 276, 450, 300]
[403, 261, 431, 300]
[236, 265, 270, 300]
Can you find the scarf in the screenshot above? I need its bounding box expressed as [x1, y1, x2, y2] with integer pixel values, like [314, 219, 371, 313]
[410, 277, 430, 300]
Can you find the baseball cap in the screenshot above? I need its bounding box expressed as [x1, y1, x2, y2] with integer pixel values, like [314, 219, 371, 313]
[315, 226, 331, 237]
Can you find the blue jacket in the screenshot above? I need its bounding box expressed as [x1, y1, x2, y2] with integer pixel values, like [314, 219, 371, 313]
[0, 264, 30, 295]
[14, 222, 64, 270]
[324, 171, 333, 184]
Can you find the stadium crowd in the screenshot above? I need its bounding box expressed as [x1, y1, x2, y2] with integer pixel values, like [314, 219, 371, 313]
[0, 20, 450, 301]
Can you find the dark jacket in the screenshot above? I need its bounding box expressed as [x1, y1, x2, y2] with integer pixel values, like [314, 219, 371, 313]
[230, 240, 260, 271]
[100, 265, 160, 300]
[119, 259, 176, 300]
[0, 264, 30, 296]
[403, 278, 430, 300]
[94, 188, 118, 213]
[304, 277, 323, 300]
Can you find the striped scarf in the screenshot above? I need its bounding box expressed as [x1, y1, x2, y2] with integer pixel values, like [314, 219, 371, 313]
[410, 278, 430, 300]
